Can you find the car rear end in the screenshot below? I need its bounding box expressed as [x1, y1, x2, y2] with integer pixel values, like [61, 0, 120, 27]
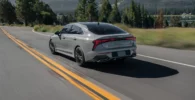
[82, 23, 137, 62]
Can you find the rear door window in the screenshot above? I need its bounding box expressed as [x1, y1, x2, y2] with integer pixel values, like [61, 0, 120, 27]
[61, 25, 72, 34]
[70, 25, 83, 34]
[86, 24, 126, 35]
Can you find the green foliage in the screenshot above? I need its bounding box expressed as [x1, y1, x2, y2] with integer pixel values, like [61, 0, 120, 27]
[15, 0, 56, 26]
[15, 0, 36, 26]
[99, 0, 112, 22]
[57, 14, 67, 25]
[75, 0, 88, 21]
[34, 25, 62, 33]
[183, 21, 189, 27]
[170, 16, 181, 27]
[164, 20, 169, 27]
[34, 0, 56, 25]
[108, 0, 121, 23]
[0, 0, 16, 24]
[121, 8, 129, 24]
[86, 0, 98, 21]
[121, 0, 154, 28]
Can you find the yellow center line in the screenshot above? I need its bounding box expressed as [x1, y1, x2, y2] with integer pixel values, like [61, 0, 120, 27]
[1, 28, 120, 100]
[1, 28, 102, 100]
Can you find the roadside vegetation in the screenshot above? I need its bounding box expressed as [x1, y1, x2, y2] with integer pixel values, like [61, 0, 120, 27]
[116, 24, 195, 49]
[34, 25, 62, 33]
[33, 24, 195, 50]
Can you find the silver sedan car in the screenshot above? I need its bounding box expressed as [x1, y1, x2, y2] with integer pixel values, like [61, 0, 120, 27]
[49, 22, 137, 66]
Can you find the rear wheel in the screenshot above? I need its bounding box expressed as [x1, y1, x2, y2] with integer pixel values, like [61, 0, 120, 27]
[49, 39, 56, 54]
[75, 47, 86, 66]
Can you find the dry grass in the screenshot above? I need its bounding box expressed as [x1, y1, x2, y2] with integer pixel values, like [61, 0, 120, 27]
[115, 24, 195, 49]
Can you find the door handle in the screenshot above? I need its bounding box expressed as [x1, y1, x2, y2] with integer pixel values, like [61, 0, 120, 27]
[73, 38, 77, 40]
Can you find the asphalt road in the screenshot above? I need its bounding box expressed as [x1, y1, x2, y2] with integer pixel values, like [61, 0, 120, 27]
[1, 26, 195, 100]
[0, 28, 93, 100]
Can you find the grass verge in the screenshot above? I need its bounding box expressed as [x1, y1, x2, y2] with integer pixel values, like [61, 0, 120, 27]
[33, 24, 195, 50]
[115, 24, 195, 50]
[34, 25, 62, 33]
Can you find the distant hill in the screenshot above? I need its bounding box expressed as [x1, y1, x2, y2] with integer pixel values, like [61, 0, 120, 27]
[10, 0, 195, 13]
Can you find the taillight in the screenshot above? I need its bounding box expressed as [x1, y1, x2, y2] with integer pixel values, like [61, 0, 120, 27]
[92, 38, 115, 50]
[126, 36, 136, 41]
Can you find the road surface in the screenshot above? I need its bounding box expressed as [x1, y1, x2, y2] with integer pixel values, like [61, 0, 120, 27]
[1, 26, 195, 100]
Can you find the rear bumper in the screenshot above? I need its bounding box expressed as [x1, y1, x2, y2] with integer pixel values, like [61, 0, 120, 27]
[85, 47, 137, 62]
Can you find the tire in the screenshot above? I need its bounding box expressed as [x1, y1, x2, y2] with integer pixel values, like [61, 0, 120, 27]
[74, 47, 86, 66]
[49, 39, 56, 54]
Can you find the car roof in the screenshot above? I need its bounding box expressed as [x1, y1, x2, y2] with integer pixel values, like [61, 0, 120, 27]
[78, 22, 112, 26]
[63, 22, 117, 30]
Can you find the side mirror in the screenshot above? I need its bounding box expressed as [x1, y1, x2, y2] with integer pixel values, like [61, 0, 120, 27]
[55, 31, 60, 35]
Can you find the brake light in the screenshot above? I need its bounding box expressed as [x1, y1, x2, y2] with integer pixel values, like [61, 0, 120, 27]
[126, 36, 136, 41]
[93, 38, 115, 50]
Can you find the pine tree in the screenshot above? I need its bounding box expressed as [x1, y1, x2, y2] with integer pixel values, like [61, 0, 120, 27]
[99, 0, 112, 22]
[121, 8, 129, 24]
[75, 0, 88, 22]
[86, 0, 98, 21]
[164, 20, 169, 27]
[128, 0, 136, 27]
[15, 0, 37, 26]
[135, 3, 142, 27]
[141, 5, 148, 28]
[148, 15, 154, 28]
[0, 0, 16, 24]
[108, 0, 121, 23]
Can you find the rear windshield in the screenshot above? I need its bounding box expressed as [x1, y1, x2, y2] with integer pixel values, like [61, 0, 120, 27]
[85, 24, 126, 35]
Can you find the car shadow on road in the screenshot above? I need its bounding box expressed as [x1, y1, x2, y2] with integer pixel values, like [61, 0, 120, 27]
[83, 58, 179, 78]
[56, 53, 179, 78]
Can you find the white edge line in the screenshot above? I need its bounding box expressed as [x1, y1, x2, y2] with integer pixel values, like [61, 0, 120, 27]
[32, 29, 51, 37]
[138, 54, 195, 68]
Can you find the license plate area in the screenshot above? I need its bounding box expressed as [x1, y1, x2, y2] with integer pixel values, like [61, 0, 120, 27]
[112, 50, 131, 57]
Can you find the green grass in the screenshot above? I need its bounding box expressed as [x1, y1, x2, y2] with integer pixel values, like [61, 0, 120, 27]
[115, 24, 195, 49]
[33, 25, 62, 33]
[33, 24, 195, 50]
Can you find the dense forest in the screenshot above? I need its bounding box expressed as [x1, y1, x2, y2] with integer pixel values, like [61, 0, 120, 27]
[0, 0, 195, 28]
[8, 0, 195, 14]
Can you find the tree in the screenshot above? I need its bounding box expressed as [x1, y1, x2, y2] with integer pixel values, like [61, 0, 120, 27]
[183, 21, 189, 27]
[86, 0, 98, 21]
[155, 9, 164, 28]
[128, 0, 136, 27]
[108, 0, 121, 23]
[164, 20, 169, 27]
[0, 0, 16, 24]
[121, 8, 129, 24]
[32, 0, 56, 25]
[147, 15, 154, 28]
[141, 5, 148, 28]
[99, 0, 112, 22]
[170, 16, 181, 27]
[75, 0, 88, 21]
[135, 3, 142, 27]
[15, 0, 36, 26]
[57, 14, 68, 25]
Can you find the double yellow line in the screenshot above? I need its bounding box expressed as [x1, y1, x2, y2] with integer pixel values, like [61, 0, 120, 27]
[0, 28, 120, 100]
